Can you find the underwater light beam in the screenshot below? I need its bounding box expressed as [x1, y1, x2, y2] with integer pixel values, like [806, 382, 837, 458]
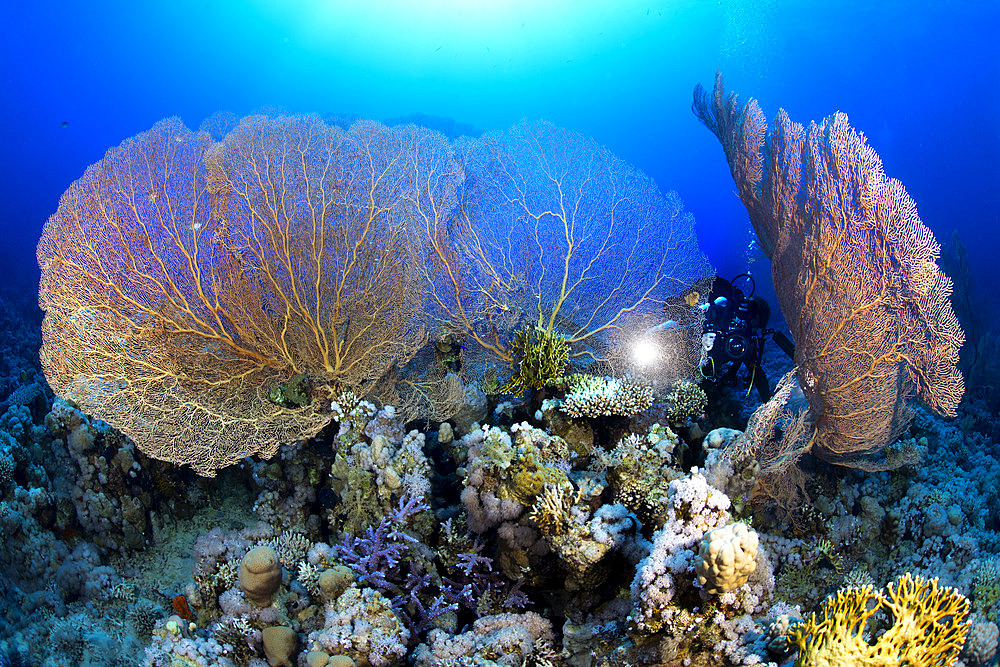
[632, 338, 659, 366]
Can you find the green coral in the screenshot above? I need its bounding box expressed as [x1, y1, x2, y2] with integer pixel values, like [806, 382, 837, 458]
[528, 482, 578, 536]
[479, 428, 517, 472]
[597, 426, 682, 527]
[434, 331, 464, 371]
[505, 451, 570, 506]
[330, 389, 375, 450]
[815, 538, 845, 575]
[331, 464, 382, 535]
[973, 557, 1000, 622]
[501, 326, 570, 396]
[481, 366, 501, 396]
[511, 423, 571, 463]
[266, 372, 311, 408]
[564, 373, 605, 394]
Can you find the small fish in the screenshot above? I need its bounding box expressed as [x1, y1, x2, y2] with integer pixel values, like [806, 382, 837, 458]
[59, 121, 69, 129]
[435, 45, 442, 51]
[713, 296, 728, 306]
[652, 320, 678, 332]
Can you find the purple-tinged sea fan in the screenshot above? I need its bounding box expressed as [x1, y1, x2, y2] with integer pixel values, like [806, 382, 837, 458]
[693, 74, 964, 505]
[419, 119, 713, 376]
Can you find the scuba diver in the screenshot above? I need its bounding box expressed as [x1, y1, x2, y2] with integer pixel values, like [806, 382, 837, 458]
[697, 274, 794, 403]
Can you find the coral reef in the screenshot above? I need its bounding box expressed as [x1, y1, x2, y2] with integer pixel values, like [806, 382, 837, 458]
[2, 298, 999, 666]
[2, 105, 997, 667]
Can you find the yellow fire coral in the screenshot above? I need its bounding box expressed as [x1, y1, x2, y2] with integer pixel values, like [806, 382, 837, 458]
[501, 326, 570, 396]
[788, 573, 970, 667]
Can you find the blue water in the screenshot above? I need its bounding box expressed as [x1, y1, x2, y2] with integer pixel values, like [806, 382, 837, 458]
[3, 0, 997, 309]
[2, 3, 1000, 665]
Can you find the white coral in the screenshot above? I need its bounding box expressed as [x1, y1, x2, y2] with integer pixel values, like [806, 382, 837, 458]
[308, 585, 409, 667]
[559, 375, 653, 419]
[412, 612, 554, 666]
[630, 472, 732, 633]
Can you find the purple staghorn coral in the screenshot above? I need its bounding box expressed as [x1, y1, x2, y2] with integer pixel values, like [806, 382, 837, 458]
[335, 494, 426, 590]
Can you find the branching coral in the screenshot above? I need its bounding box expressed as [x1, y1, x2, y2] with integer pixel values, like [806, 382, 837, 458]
[501, 326, 570, 396]
[788, 573, 970, 666]
[335, 495, 426, 592]
[527, 482, 580, 536]
[600, 425, 683, 526]
[559, 374, 653, 419]
[663, 378, 707, 425]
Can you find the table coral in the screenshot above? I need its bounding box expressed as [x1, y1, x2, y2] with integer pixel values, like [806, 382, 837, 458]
[559, 374, 653, 419]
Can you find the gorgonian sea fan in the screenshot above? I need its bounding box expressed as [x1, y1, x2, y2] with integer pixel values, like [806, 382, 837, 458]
[421, 119, 713, 375]
[693, 74, 963, 490]
[38, 113, 712, 474]
[37, 115, 455, 475]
